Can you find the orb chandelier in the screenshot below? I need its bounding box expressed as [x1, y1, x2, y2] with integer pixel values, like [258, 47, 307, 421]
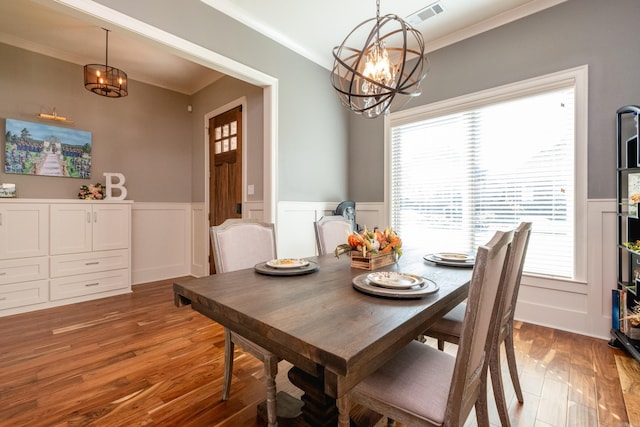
[84, 28, 128, 98]
[331, 0, 428, 118]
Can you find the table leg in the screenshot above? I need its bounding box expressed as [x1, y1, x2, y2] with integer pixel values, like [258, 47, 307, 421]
[288, 367, 338, 427]
[336, 395, 351, 427]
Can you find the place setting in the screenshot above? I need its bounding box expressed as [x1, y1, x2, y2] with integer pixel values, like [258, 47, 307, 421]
[254, 258, 320, 276]
[352, 271, 439, 298]
[423, 252, 475, 268]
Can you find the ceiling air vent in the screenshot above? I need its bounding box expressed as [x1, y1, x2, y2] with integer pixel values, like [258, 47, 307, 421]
[406, 1, 445, 26]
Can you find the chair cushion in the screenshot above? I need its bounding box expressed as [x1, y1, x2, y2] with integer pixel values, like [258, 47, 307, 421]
[429, 302, 466, 338]
[352, 340, 455, 425]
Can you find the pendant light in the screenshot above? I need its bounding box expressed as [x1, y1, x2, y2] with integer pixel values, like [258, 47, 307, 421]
[84, 28, 128, 98]
[331, 0, 428, 118]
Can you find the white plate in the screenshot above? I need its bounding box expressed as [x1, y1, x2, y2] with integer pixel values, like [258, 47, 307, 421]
[366, 272, 424, 289]
[266, 258, 310, 269]
[433, 252, 474, 262]
[423, 254, 474, 268]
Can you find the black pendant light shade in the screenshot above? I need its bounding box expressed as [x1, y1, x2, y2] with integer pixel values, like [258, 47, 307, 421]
[84, 29, 128, 98]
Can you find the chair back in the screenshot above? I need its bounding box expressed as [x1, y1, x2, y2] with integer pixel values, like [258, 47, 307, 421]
[445, 228, 514, 425]
[499, 222, 532, 333]
[210, 219, 277, 273]
[314, 215, 353, 255]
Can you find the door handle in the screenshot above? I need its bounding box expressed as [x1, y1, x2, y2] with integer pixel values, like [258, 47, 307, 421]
[236, 203, 242, 214]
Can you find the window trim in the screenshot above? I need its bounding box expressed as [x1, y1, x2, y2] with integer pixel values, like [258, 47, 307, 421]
[384, 65, 588, 284]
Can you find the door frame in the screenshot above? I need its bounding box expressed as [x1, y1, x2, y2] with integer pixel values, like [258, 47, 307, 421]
[204, 97, 247, 272]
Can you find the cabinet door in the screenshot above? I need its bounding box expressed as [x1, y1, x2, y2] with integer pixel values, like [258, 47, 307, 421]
[92, 204, 130, 251]
[0, 204, 49, 260]
[50, 204, 92, 255]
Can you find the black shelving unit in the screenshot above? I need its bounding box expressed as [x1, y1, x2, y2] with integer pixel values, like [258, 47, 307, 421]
[612, 105, 640, 362]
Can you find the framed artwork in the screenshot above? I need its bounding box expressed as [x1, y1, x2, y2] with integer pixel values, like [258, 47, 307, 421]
[4, 118, 92, 178]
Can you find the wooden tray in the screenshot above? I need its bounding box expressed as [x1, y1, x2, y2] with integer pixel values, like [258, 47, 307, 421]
[350, 251, 397, 270]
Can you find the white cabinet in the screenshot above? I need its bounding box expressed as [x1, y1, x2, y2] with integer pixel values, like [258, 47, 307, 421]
[0, 199, 131, 317]
[0, 203, 49, 310]
[50, 249, 128, 278]
[50, 269, 129, 301]
[0, 203, 48, 259]
[0, 257, 49, 309]
[50, 203, 129, 255]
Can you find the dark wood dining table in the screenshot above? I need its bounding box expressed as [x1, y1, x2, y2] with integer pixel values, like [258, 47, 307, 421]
[173, 248, 472, 427]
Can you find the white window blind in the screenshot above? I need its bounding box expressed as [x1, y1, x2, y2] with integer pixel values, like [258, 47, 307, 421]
[390, 87, 575, 278]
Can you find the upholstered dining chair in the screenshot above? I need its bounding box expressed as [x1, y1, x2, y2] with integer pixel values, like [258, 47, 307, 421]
[422, 221, 532, 427]
[210, 218, 279, 427]
[313, 215, 353, 255]
[339, 228, 514, 427]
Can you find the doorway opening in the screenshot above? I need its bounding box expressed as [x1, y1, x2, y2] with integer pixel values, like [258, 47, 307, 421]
[208, 104, 244, 274]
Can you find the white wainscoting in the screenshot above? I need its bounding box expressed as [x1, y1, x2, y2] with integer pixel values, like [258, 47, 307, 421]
[190, 203, 207, 278]
[131, 202, 191, 285]
[188, 201, 266, 278]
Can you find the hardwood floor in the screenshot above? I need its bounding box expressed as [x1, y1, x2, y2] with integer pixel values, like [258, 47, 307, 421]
[0, 278, 635, 427]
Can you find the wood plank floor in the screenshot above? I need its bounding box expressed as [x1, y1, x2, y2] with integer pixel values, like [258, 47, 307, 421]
[0, 278, 636, 427]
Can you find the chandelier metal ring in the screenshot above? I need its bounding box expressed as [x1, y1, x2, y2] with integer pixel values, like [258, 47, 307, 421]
[331, 4, 428, 118]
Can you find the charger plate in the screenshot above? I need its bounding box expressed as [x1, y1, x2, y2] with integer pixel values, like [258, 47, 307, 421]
[352, 273, 439, 299]
[255, 261, 319, 276]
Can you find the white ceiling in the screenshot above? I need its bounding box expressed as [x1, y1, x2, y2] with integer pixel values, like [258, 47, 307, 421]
[0, 0, 565, 95]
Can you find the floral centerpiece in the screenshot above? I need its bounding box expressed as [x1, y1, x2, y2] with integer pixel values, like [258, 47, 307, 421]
[78, 183, 105, 200]
[335, 227, 402, 270]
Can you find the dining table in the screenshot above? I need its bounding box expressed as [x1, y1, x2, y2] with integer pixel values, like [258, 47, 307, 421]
[173, 247, 473, 427]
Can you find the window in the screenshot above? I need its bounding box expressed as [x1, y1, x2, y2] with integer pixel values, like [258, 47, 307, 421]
[387, 67, 587, 280]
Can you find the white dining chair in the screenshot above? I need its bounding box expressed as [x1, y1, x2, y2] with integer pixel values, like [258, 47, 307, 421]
[422, 221, 532, 427]
[210, 218, 279, 427]
[313, 215, 353, 255]
[338, 228, 514, 427]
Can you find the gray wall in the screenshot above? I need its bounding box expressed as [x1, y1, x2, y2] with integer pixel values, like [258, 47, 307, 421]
[0, 43, 193, 201]
[349, 0, 640, 201]
[93, 0, 351, 202]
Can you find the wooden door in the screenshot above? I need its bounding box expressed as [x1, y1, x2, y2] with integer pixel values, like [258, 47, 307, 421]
[209, 106, 243, 274]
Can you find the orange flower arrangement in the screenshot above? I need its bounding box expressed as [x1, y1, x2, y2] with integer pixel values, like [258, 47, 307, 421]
[335, 227, 402, 258]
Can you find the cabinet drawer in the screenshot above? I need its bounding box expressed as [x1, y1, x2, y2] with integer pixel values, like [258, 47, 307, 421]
[0, 257, 49, 285]
[50, 269, 129, 301]
[50, 249, 129, 278]
[0, 279, 49, 310]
